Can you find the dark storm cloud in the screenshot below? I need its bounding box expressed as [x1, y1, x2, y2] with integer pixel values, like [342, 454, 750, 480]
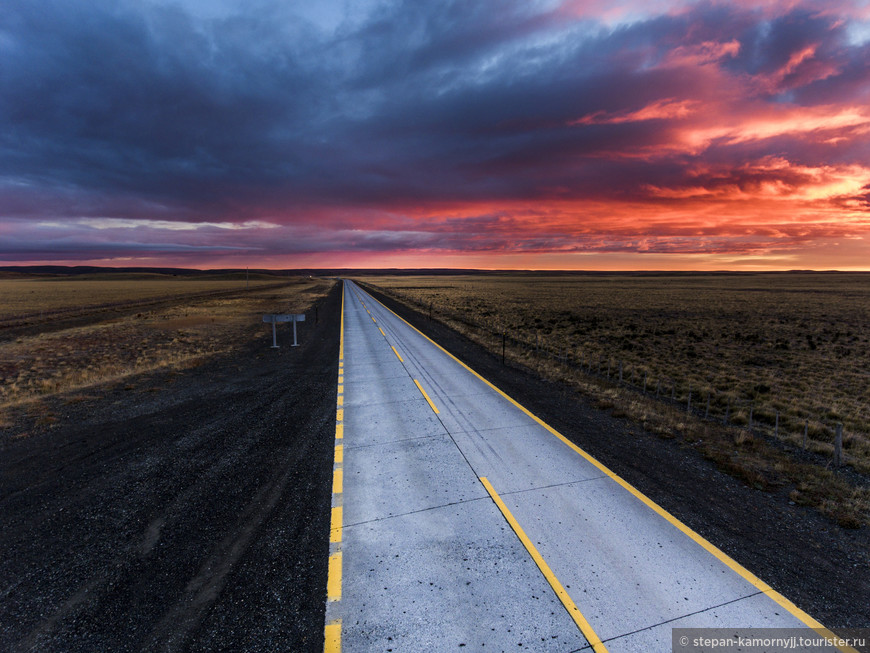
[1, 0, 869, 264]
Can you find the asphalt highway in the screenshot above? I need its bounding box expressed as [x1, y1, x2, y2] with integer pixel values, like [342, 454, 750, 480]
[326, 280, 847, 652]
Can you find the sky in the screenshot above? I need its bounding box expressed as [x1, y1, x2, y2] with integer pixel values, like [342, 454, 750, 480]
[1, 0, 870, 270]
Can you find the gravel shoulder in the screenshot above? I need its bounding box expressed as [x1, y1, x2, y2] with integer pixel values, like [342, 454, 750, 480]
[360, 281, 869, 632]
[0, 283, 340, 652]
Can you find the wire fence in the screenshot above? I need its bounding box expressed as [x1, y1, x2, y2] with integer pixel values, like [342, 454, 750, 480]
[387, 291, 858, 471]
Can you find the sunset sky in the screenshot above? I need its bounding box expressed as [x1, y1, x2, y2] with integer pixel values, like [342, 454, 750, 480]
[2, 0, 870, 270]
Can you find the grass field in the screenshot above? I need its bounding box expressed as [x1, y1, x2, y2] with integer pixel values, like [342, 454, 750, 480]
[0, 275, 334, 410]
[359, 272, 870, 527]
[0, 273, 286, 322]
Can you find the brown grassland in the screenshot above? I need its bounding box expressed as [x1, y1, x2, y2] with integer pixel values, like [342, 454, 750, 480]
[0, 274, 335, 414]
[0, 273, 285, 323]
[359, 272, 870, 528]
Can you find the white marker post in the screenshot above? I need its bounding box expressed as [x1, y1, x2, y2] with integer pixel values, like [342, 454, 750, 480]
[262, 313, 305, 347]
[290, 313, 305, 346]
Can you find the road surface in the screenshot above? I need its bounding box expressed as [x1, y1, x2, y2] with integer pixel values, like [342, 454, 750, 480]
[325, 280, 848, 652]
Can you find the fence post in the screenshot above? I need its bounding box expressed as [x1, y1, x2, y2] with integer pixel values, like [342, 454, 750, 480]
[643, 372, 648, 394]
[803, 419, 808, 450]
[619, 361, 623, 383]
[671, 381, 676, 400]
[834, 423, 843, 467]
[687, 389, 691, 413]
[724, 404, 730, 425]
[748, 406, 753, 431]
[705, 394, 710, 420]
[656, 380, 661, 398]
[502, 330, 506, 365]
[774, 411, 779, 438]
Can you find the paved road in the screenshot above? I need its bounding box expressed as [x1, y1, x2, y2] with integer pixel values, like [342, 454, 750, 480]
[326, 280, 844, 652]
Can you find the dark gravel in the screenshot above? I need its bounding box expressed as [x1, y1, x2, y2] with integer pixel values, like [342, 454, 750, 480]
[361, 282, 870, 633]
[0, 283, 340, 652]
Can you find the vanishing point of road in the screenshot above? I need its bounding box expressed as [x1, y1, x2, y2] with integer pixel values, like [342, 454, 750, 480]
[324, 280, 852, 652]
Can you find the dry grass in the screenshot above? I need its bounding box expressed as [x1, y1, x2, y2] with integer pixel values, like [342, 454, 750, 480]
[0, 277, 334, 408]
[0, 273, 284, 323]
[360, 273, 870, 527]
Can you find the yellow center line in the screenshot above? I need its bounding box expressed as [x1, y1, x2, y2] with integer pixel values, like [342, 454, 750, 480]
[337, 394, 344, 407]
[333, 468, 343, 494]
[391, 346, 403, 362]
[335, 423, 343, 439]
[480, 477, 609, 653]
[413, 378, 439, 414]
[378, 326, 386, 337]
[335, 444, 343, 463]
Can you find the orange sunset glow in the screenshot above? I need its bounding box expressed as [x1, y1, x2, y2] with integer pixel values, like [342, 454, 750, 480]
[2, 0, 869, 269]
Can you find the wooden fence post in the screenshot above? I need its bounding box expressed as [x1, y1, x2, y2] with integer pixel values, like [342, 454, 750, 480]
[502, 330, 506, 365]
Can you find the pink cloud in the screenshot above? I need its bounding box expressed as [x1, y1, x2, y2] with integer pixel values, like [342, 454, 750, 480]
[569, 99, 700, 126]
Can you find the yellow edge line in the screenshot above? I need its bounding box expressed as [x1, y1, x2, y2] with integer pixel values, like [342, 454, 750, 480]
[391, 345, 404, 362]
[338, 281, 344, 362]
[330, 505, 343, 543]
[413, 378, 439, 414]
[327, 551, 342, 601]
[324, 620, 341, 653]
[480, 477, 609, 653]
[359, 283, 854, 651]
[325, 282, 346, 653]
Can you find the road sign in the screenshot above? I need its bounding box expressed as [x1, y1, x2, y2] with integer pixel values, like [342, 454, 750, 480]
[262, 314, 306, 347]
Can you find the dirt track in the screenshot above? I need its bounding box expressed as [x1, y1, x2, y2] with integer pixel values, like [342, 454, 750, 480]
[0, 284, 340, 652]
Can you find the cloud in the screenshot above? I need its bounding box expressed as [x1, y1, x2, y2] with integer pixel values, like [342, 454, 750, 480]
[0, 0, 869, 268]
